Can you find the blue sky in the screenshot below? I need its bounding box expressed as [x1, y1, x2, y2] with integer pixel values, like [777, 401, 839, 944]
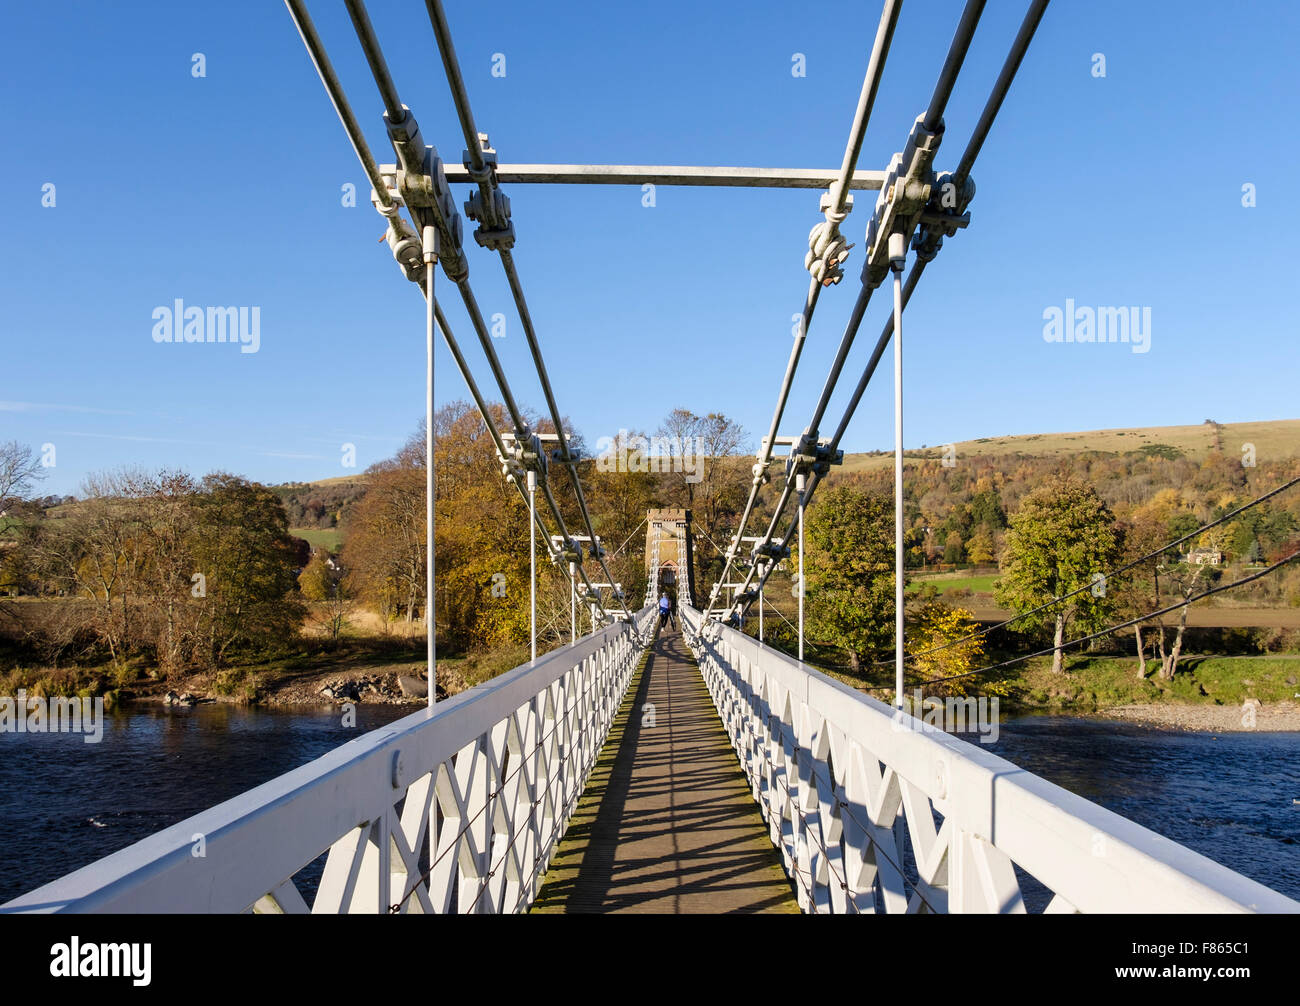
[3, 0, 1297, 497]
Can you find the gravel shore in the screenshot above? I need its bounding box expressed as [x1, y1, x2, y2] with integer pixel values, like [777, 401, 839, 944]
[1100, 700, 1300, 732]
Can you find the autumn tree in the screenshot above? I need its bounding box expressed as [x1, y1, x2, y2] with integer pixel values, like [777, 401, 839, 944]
[804, 485, 896, 672]
[28, 470, 153, 665]
[299, 554, 332, 601]
[21, 469, 302, 670]
[0, 442, 46, 615]
[345, 464, 426, 626]
[907, 600, 990, 697]
[345, 402, 555, 655]
[995, 475, 1120, 673]
[585, 428, 657, 605]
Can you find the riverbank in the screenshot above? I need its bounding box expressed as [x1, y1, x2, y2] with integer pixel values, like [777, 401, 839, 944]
[0, 634, 540, 710]
[794, 649, 1300, 729]
[8, 636, 1300, 726]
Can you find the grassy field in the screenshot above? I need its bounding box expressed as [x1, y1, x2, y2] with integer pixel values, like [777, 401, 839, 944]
[840, 418, 1300, 472]
[908, 572, 1000, 595]
[290, 527, 343, 552]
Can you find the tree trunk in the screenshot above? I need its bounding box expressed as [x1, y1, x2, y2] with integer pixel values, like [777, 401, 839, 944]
[1134, 624, 1146, 679]
[1051, 612, 1065, 673]
[1162, 601, 1191, 680]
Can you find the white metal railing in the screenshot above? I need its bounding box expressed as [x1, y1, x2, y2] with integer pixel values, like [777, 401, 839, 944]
[680, 604, 1299, 914]
[3, 605, 657, 914]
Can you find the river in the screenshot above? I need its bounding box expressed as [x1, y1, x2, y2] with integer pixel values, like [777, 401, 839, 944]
[1, 705, 1296, 908]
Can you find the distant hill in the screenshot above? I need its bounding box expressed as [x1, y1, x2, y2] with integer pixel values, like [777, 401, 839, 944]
[274, 474, 373, 490]
[269, 477, 370, 548]
[840, 419, 1300, 473]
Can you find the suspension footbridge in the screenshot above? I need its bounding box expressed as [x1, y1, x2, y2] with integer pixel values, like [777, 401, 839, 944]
[5, 0, 1299, 915]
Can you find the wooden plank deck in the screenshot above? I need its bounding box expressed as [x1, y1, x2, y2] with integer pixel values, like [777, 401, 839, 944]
[531, 624, 798, 914]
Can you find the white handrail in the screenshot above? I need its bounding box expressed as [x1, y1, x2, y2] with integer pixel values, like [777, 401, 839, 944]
[680, 604, 1298, 914]
[4, 605, 657, 914]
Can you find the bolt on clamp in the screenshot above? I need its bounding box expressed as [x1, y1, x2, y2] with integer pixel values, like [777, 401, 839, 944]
[911, 170, 975, 263]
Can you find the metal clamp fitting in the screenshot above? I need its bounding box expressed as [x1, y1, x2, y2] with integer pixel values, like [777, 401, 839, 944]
[862, 114, 945, 289]
[463, 135, 516, 251]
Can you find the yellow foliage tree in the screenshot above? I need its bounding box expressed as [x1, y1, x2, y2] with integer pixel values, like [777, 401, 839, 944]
[908, 603, 999, 697]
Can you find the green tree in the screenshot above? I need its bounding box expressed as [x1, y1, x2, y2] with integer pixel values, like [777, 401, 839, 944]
[804, 485, 896, 673]
[966, 525, 996, 565]
[995, 475, 1120, 673]
[190, 474, 305, 665]
[969, 488, 1005, 529]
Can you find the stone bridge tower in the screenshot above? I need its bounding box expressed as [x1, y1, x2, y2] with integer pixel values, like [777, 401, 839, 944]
[644, 508, 695, 606]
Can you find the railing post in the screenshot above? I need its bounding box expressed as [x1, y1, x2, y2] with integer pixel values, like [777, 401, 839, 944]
[797, 472, 806, 663]
[890, 230, 906, 709]
[424, 225, 438, 710]
[528, 469, 537, 663]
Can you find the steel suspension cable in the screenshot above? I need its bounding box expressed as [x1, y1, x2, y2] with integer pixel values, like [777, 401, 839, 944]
[722, 2, 990, 618]
[734, 2, 1050, 620]
[955, 0, 1050, 185]
[284, 0, 394, 209]
[424, 0, 635, 623]
[709, 0, 904, 615]
[430, 302, 561, 563]
[499, 251, 636, 621]
[296, 2, 617, 624]
[342, 0, 405, 123]
[923, 0, 988, 132]
[328, 1, 577, 581]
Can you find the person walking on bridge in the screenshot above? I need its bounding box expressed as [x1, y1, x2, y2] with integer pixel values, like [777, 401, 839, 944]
[658, 593, 670, 629]
[667, 592, 677, 629]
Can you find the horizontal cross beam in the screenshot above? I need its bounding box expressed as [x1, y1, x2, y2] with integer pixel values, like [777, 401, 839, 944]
[427, 163, 887, 190]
